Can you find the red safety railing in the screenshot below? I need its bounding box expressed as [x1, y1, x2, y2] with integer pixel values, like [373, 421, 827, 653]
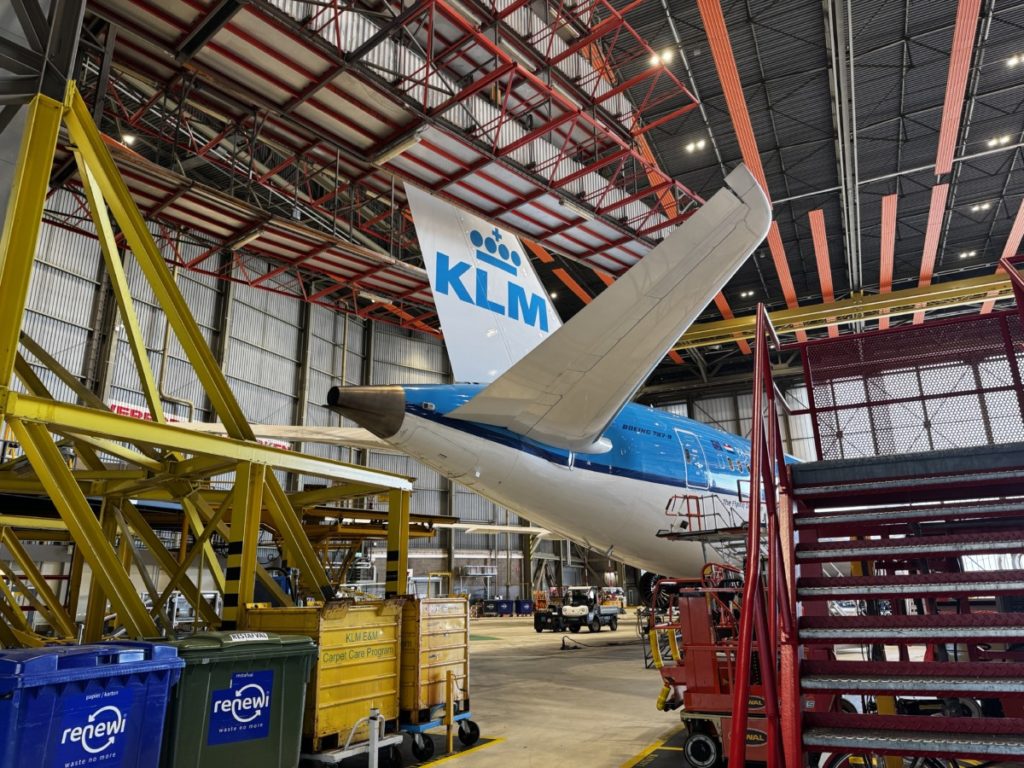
[728, 304, 798, 767]
[1003, 254, 1024, 323]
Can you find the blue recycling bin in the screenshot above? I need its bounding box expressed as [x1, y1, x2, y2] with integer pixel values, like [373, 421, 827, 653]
[515, 600, 534, 615]
[0, 643, 184, 768]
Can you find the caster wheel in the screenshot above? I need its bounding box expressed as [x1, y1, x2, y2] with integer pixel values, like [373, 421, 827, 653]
[457, 719, 480, 747]
[381, 745, 403, 768]
[411, 734, 435, 762]
[683, 731, 721, 768]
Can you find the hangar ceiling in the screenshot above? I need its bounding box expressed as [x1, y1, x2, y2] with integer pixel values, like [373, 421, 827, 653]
[6, 0, 1024, 390]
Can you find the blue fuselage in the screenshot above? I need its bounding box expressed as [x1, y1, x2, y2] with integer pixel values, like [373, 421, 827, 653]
[401, 383, 775, 498]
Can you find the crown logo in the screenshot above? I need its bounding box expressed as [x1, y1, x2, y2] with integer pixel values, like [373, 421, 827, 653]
[471, 227, 521, 276]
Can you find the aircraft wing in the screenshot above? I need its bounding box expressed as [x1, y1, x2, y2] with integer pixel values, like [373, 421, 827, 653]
[448, 164, 771, 453]
[175, 422, 397, 453]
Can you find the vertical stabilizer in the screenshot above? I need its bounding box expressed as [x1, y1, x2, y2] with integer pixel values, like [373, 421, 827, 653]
[407, 185, 562, 383]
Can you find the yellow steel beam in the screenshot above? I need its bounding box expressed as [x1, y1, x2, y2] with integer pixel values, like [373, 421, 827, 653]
[181, 494, 227, 593]
[110, 504, 175, 631]
[60, 431, 164, 471]
[170, 455, 239, 480]
[154, 495, 230, 615]
[0, 528, 76, 637]
[676, 272, 1014, 350]
[288, 483, 396, 508]
[64, 83, 256, 441]
[0, 574, 33, 635]
[0, 94, 64, 383]
[121, 496, 224, 619]
[187, 491, 291, 606]
[5, 391, 412, 488]
[13, 351, 107, 472]
[8, 419, 158, 638]
[222, 463, 264, 630]
[13, 354, 51, 401]
[66, 543, 83, 619]
[0, 515, 69, 531]
[2, 563, 64, 636]
[18, 333, 107, 409]
[83, 501, 116, 641]
[75, 157, 168, 424]
[385, 489, 411, 597]
[17, 337, 158, 465]
[263, 475, 333, 599]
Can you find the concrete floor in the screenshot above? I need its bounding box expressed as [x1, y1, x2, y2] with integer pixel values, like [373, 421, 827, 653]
[445, 615, 680, 768]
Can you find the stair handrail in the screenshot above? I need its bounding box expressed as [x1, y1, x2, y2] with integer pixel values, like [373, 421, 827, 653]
[727, 304, 794, 768]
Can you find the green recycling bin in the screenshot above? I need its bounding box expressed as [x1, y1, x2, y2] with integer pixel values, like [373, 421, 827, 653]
[161, 631, 317, 768]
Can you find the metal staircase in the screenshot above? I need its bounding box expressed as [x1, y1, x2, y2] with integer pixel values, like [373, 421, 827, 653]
[790, 454, 1024, 763]
[726, 256, 1024, 767]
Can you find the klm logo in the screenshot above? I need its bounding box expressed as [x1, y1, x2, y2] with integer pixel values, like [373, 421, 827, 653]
[435, 228, 550, 331]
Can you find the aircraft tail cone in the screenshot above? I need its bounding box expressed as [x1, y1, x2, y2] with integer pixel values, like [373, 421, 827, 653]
[327, 385, 406, 439]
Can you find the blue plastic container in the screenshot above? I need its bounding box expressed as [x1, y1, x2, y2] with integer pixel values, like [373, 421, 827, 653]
[495, 600, 513, 616]
[0, 643, 184, 768]
[515, 600, 534, 615]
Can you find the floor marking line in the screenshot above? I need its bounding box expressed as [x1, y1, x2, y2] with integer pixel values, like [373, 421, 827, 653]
[426, 737, 505, 765]
[619, 727, 685, 767]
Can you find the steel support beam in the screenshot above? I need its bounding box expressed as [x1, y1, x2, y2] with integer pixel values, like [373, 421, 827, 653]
[222, 462, 264, 630]
[263, 474, 333, 599]
[0, 93, 61, 383]
[676, 272, 1015, 350]
[385, 489, 411, 597]
[5, 390, 411, 487]
[119, 498, 222, 627]
[75, 154, 168, 423]
[9, 419, 157, 638]
[0, 527, 76, 637]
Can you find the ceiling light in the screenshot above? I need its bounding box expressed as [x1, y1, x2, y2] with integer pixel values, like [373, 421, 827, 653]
[982, 202, 992, 210]
[740, 289, 755, 299]
[959, 250, 977, 259]
[1001, 135, 1012, 145]
[122, 134, 136, 146]
[226, 228, 264, 251]
[685, 142, 695, 153]
[550, 291, 558, 299]
[661, 49, 673, 63]
[372, 126, 427, 165]
[650, 53, 660, 67]
[696, 139, 706, 150]
[1009, 55, 1021, 67]
[558, 197, 595, 221]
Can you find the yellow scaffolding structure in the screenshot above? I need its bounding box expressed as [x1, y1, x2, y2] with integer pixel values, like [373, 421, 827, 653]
[0, 84, 414, 642]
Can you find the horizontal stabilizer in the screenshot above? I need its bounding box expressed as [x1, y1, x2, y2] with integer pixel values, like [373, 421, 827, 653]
[175, 422, 396, 453]
[448, 164, 771, 453]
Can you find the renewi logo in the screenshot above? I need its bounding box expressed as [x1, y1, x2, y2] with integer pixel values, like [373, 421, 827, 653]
[208, 670, 274, 745]
[61, 704, 127, 755]
[213, 682, 270, 724]
[435, 227, 551, 331]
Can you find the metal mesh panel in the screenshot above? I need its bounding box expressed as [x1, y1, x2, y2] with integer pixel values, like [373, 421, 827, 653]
[801, 313, 1024, 460]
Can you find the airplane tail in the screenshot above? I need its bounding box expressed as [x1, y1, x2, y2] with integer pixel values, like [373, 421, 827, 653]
[406, 186, 562, 383]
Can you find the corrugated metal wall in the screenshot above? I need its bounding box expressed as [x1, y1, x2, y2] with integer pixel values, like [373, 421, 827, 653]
[19, 190, 102, 403]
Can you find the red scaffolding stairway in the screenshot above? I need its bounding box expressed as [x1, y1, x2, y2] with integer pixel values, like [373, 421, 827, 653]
[791, 451, 1024, 762]
[727, 255, 1024, 767]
